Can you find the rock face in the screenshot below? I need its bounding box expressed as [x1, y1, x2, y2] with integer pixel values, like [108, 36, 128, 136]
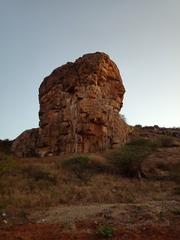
[11, 129, 40, 157]
[12, 52, 131, 157]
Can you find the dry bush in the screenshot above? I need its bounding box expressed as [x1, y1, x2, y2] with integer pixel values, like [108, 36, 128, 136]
[155, 136, 175, 148]
[61, 155, 108, 182]
[22, 165, 57, 184]
[107, 138, 155, 178]
[169, 162, 180, 183]
[0, 139, 12, 154]
[0, 156, 17, 176]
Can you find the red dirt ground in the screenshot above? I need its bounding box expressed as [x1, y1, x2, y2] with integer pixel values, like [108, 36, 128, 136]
[0, 223, 180, 240]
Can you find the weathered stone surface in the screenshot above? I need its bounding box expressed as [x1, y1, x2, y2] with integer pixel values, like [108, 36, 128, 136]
[11, 129, 40, 157]
[12, 52, 131, 157]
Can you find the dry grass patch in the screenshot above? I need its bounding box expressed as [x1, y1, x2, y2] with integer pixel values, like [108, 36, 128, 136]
[0, 135, 179, 213]
[1, 157, 176, 211]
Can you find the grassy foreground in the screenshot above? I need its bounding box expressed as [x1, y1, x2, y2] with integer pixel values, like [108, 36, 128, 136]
[0, 132, 180, 214]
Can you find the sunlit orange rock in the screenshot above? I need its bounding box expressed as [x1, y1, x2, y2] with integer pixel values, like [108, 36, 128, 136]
[12, 52, 130, 157]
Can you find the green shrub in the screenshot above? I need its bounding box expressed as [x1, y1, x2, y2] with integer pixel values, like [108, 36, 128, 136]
[0, 152, 12, 162]
[116, 146, 148, 178]
[98, 225, 114, 238]
[156, 136, 175, 147]
[174, 187, 180, 195]
[22, 166, 56, 184]
[169, 162, 180, 183]
[62, 155, 105, 181]
[0, 139, 12, 154]
[0, 141, 14, 175]
[171, 208, 180, 216]
[109, 138, 154, 178]
[134, 124, 142, 128]
[0, 157, 16, 176]
[0, 202, 7, 210]
[128, 138, 150, 146]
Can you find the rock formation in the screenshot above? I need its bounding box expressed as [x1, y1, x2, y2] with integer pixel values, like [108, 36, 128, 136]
[12, 52, 131, 157]
[12, 129, 40, 157]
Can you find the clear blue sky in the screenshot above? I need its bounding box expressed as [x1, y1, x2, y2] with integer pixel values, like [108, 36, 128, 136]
[0, 0, 179, 140]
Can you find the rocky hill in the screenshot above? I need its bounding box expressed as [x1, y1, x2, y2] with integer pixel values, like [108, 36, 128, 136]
[12, 52, 131, 157]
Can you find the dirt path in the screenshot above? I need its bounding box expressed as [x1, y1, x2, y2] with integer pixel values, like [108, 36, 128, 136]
[1, 201, 180, 240]
[0, 223, 180, 240]
[29, 201, 180, 225]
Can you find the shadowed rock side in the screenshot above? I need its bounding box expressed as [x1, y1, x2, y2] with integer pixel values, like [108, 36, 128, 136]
[12, 52, 131, 157]
[11, 129, 40, 157]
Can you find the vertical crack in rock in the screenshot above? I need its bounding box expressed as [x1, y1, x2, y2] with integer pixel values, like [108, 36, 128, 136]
[12, 52, 131, 157]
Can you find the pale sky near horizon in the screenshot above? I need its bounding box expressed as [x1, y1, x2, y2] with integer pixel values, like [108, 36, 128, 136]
[0, 0, 179, 140]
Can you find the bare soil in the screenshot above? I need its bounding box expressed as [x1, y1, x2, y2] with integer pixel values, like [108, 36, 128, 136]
[0, 223, 180, 240]
[1, 201, 180, 240]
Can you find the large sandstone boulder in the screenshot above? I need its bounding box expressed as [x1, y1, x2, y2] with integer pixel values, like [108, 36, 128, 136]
[12, 52, 131, 157]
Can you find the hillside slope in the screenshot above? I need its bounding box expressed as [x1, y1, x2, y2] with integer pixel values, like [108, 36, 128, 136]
[0, 126, 180, 239]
